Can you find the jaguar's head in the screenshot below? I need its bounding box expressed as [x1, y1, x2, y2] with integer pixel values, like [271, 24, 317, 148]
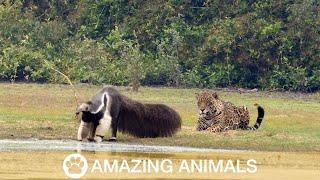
[195, 91, 219, 119]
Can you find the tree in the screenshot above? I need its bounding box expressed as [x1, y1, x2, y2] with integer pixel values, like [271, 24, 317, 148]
[156, 25, 183, 86]
[107, 27, 145, 91]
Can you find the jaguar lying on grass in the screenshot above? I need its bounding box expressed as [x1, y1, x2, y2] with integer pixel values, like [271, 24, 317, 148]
[195, 91, 265, 133]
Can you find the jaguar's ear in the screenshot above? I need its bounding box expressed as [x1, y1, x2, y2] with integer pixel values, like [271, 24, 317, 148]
[211, 92, 218, 99]
[195, 92, 199, 99]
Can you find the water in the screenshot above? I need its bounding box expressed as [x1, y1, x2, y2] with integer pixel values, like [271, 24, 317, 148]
[0, 139, 246, 153]
[0, 139, 318, 179]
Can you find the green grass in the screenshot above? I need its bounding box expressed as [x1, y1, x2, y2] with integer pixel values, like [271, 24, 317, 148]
[0, 83, 319, 152]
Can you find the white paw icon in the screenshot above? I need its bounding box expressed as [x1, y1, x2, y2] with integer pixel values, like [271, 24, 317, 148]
[63, 153, 88, 179]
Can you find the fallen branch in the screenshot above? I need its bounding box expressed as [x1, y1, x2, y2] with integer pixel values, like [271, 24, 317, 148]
[43, 59, 81, 107]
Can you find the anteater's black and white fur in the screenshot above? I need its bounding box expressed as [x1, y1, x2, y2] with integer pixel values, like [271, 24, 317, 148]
[76, 86, 181, 142]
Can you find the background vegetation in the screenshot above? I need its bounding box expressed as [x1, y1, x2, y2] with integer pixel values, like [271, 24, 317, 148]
[0, 0, 319, 91]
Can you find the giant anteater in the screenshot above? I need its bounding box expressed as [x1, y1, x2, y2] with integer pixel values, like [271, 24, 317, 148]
[76, 86, 181, 142]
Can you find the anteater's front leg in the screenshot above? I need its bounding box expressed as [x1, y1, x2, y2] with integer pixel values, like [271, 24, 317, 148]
[108, 103, 120, 142]
[94, 113, 112, 142]
[87, 122, 97, 141]
[77, 121, 93, 141]
[108, 119, 118, 142]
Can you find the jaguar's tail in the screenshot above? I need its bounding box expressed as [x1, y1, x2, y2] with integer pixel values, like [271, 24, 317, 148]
[247, 104, 264, 130]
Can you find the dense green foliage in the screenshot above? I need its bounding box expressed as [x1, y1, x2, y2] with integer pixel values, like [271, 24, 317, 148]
[0, 0, 319, 91]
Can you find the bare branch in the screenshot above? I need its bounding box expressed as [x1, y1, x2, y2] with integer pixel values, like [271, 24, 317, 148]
[43, 59, 81, 107]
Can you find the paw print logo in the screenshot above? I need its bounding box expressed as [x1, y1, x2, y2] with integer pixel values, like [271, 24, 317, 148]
[63, 154, 88, 179]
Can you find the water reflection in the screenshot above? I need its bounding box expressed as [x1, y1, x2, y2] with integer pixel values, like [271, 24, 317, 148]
[0, 139, 242, 153]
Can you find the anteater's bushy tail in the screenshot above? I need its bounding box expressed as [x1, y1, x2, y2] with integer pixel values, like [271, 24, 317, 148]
[117, 96, 181, 138]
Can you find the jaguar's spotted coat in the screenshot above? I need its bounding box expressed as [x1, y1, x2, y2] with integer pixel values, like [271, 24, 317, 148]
[195, 91, 264, 133]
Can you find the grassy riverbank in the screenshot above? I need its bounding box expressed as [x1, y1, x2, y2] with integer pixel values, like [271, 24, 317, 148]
[0, 83, 319, 151]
